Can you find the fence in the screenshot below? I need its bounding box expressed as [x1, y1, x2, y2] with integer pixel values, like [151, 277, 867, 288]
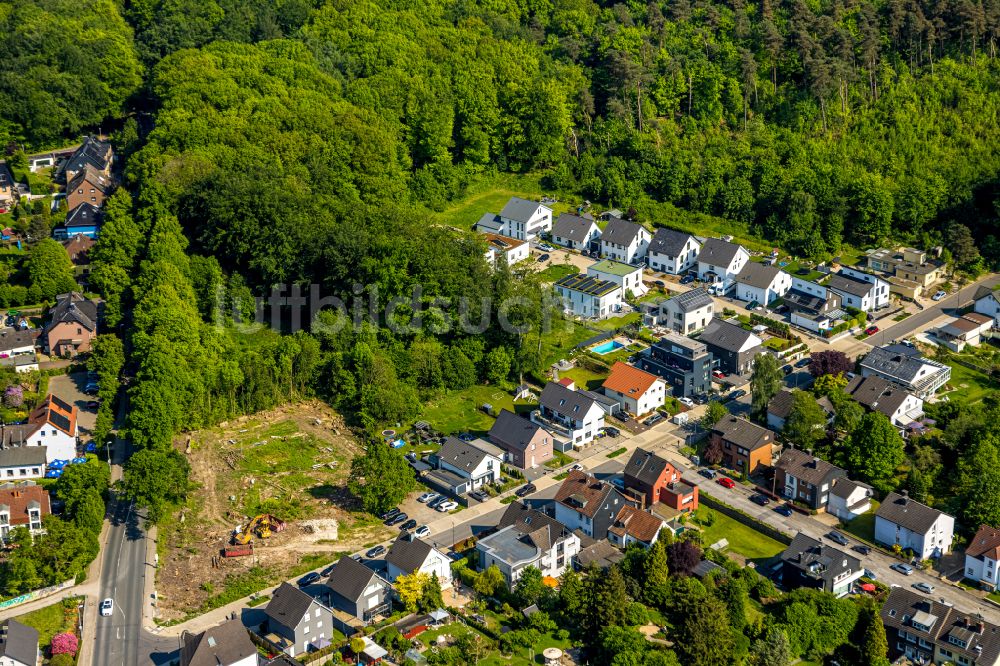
[0, 578, 75, 612]
[698, 493, 792, 546]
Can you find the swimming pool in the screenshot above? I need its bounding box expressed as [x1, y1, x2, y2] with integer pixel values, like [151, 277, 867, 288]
[592, 340, 625, 355]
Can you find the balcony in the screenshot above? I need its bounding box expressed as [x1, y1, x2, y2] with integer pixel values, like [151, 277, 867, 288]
[530, 410, 575, 439]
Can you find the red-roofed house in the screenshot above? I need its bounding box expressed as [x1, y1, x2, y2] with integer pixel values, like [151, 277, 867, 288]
[0, 395, 79, 463]
[0, 482, 50, 541]
[601, 362, 666, 417]
[607, 505, 667, 548]
[622, 447, 699, 513]
[965, 525, 1000, 590]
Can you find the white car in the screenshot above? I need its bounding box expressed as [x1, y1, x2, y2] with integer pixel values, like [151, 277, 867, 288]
[417, 492, 437, 503]
[932, 290, 947, 301]
[678, 397, 695, 407]
[414, 525, 431, 538]
[436, 501, 458, 512]
[913, 581, 935, 594]
[100, 598, 114, 617]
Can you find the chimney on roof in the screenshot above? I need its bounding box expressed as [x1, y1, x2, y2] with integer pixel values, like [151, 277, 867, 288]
[901, 490, 909, 504]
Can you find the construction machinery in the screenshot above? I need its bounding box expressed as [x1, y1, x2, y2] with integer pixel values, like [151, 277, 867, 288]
[231, 514, 286, 545]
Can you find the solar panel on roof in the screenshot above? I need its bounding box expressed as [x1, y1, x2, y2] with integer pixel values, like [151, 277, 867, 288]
[49, 395, 73, 413]
[49, 413, 71, 434]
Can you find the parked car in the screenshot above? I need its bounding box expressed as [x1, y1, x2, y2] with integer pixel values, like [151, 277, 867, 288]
[389, 513, 408, 526]
[84, 383, 99, 395]
[349, 554, 363, 562]
[366, 545, 386, 558]
[468, 490, 489, 502]
[86, 400, 100, 409]
[852, 545, 872, 555]
[865, 325, 879, 336]
[693, 393, 709, 404]
[609, 477, 624, 490]
[774, 504, 794, 517]
[321, 563, 338, 576]
[400, 518, 418, 531]
[537, 253, 550, 263]
[428, 496, 448, 509]
[418, 492, 437, 503]
[680, 274, 696, 285]
[101, 598, 114, 617]
[728, 389, 747, 401]
[712, 369, 727, 379]
[698, 469, 716, 480]
[539, 243, 554, 251]
[891, 563, 915, 575]
[746, 300, 760, 311]
[827, 531, 850, 546]
[570, 464, 583, 472]
[781, 364, 793, 376]
[864, 568, 877, 580]
[603, 427, 621, 438]
[515, 483, 536, 497]
[436, 501, 459, 512]
[913, 582, 935, 594]
[716, 477, 736, 489]
[644, 413, 664, 426]
[750, 494, 771, 506]
[795, 357, 812, 368]
[678, 397, 695, 407]
[414, 525, 431, 538]
[298, 572, 321, 587]
[380, 508, 401, 521]
[932, 290, 947, 301]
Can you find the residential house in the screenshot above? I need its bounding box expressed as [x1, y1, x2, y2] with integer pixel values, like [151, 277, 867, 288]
[554, 273, 623, 320]
[181, 619, 257, 666]
[698, 318, 763, 376]
[860, 345, 951, 398]
[607, 505, 668, 548]
[865, 247, 945, 291]
[647, 228, 701, 275]
[0, 164, 16, 214]
[735, 263, 792, 305]
[875, 491, 955, 559]
[0, 620, 39, 666]
[533, 381, 606, 448]
[774, 448, 846, 511]
[0, 355, 37, 375]
[600, 217, 651, 264]
[645, 288, 714, 334]
[784, 278, 846, 333]
[426, 437, 502, 496]
[44, 292, 99, 357]
[0, 329, 34, 358]
[574, 539, 626, 570]
[476, 197, 552, 242]
[476, 501, 580, 589]
[880, 588, 1000, 666]
[553, 470, 635, 538]
[550, 213, 600, 250]
[62, 233, 95, 266]
[636, 333, 712, 398]
[601, 362, 665, 417]
[845, 375, 924, 426]
[385, 533, 452, 587]
[54, 202, 102, 240]
[263, 582, 335, 658]
[765, 389, 834, 431]
[0, 394, 80, 464]
[780, 533, 863, 597]
[0, 448, 46, 481]
[587, 260, 646, 298]
[696, 238, 750, 294]
[61, 136, 113, 183]
[66, 166, 112, 211]
[974, 285, 1000, 327]
[827, 478, 874, 522]
[935, 313, 994, 352]
[622, 447, 698, 513]
[827, 267, 890, 312]
[0, 482, 50, 541]
[964, 525, 1000, 591]
[710, 416, 775, 475]
[325, 556, 391, 623]
[488, 409, 552, 469]
[481, 233, 529, 267]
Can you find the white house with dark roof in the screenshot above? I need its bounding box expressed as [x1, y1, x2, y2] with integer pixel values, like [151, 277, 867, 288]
[385, 533, 451, 587]
[698, 318, 763, 375]
[551, 213, 600, 250]
[600, 218, 651, 264]
[533, 382, 605, 448]
[0, 448, 46, 481]
[554, 273, 623, 320]
[263, 582, 335, 658]
[554, 470, 635, 538]
[697, 238, 750, 293]
[430, 437, 502, 493]
[475, 197, 552, 241]
[827, 266, 890, 312]
[974, 285, 1000, 327]
[781, 533, 863, 597]
[875, 491, 954, 560]
[324, 556, 391, 623]
[963, 524, 1000, 590]
[735, 263, 792, 305]
[181, 619, 256, 666]
[0, 620, 38, 666]
[476, 501, 580, 588]
[648, 228, 701, 275]
[0, 328, 35, 358]
[860, 345, 951, 398]
[827, 478, 874, 522]
[845, 375, 924, 426]
[785, 277, 845, 333]
[646, 288, 714, 334]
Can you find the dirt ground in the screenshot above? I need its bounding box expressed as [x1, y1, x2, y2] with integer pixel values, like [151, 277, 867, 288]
[156, 400, 396, 620]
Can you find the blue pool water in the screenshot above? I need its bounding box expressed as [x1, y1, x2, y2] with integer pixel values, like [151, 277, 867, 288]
[592, 340, 625, 355]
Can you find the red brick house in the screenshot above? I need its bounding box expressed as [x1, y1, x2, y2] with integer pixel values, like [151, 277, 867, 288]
[622, 447, 699, 513]
[0, 482, 50, 542]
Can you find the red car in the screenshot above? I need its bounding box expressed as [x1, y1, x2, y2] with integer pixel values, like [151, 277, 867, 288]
[716, 477, 736, 489]
[712, 369, 727, 379]
[865, 325, 879, 336]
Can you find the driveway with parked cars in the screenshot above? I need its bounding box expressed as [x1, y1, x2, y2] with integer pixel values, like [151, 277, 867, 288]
[49, 371, 98, 436]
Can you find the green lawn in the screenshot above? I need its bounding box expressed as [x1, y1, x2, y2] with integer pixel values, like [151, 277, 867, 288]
[536, 319, 597, 373]
[15, 597, 81, 650]
[418, 385, 520, 436]
[693, 505, 786, 561]
[840, 501, 880, 543]
[537, 263, 580, 282]
[545, 450, 573, 468]
[559, 364, 609, 391]
[942, 362, 996, 404]
[590, 312, 642, 331]
[432, 173, 576, 228]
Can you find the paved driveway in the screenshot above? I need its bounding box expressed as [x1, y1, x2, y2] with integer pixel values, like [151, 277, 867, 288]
[49, 371, 97, 435]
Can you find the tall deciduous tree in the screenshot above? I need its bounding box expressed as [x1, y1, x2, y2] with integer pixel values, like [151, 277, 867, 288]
[119, 448, 190, 523]
[809, 351, 853, 378]
[27, 239, 77, 302]
[783, 391, 828, 449]
[845, 412, 905, 488]
[702, 400, 730, 430]
[751, 354, 783, 417]
[959, 439, 1000, 529]
[348, 441, 416, 515]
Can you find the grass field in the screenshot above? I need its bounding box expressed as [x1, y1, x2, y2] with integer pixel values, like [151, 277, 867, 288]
[15, 597, 81, 650]
[942, 362, 996, 404]
[537, 263, 580, 282]
[432, 173, 575, 228]
[693, 506, 786, 560]
[840, 501, 880, 543]
[559, 364, 609, 391]
[536, 319, 597, 373]
[418, 384, 521, 435]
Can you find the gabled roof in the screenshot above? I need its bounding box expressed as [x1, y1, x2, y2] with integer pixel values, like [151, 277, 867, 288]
[712, 415, 773, 451]
[0, 620, 37, 666]
[62, 136, 111, 176]
[437, 437, 503, 474]
[500, 197, 546, 223]
[386, 533, 437, 575]
[775, 448, 845, 487]
[781, 533, 860, 585]
[326, 556, 387, 602]
[180, 619, 255, 666]
[265, 582, 316, 628]
[0, 483, 50, 527]
[623, 447, 672, 488]
[845, 375, 916, 419]
[65, 203, 101, 228]
[602, 362, 662, 398]
[829, 477, 872, 500]
[0, 447, 46, 468]
[967, 525, 1000, 561]
[498, 501, 574, 543]
[539, 382, 600, 419]
[876, 492, 951, 535]
[46, 292, 98, 333]
[601, 217, 646, 246]
[667, 288, 713, 313]
[827, 272, 876, 298]
[649, 228, 698, 257]
[608, 505, 665, 544]
[698, 238, 745, 267]
[860, 346, 947, 384]
[551, 213, 597, 242]
[30, 394, 77, 437]
[489, 409, 545, 452]
[555, 470, 622, 518]
[698, 318, 762, 353]
[767, 390, 796, 420]
[0, 328, 33, 352]
[974, 285, 999, 303]
[736, 262, 785, 290]
[68, 165, 111, 194]
[62, 234, 95, 264]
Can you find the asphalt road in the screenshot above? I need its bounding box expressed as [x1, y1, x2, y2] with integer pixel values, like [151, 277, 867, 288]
[93, 500, 145, 666]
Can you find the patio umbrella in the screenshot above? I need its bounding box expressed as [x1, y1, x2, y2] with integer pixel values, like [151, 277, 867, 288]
[860, 583, 876, 592]
[542, 576, 559, 588]
[71, 457, 87, 464]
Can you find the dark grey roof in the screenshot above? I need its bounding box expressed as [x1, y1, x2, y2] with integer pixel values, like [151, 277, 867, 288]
[575, 539, 625, 569]
[782, 533, 860, 586]
[975, 285, 998, 303]
[712, 415, 774, 451]
[845, 375, 914, 419]
[0, 447, 46, 468]
[551, 214, 597, 242]
[649, 228, 697, 257]
[860, 346, 943, 383]
[498, 501, 574, 551]
[62, 137, 111, 176]
[876, 492, 950, 534]
[601, 217, 646, 246]
[47, 292, 98, 332]
[699, 318, 760, 353]
[736, 262, 784, 290]
[180, 619, 255, 666]
[623, 447, 672, 488]
[326, 556, 384, 603]
[437, 437, 502, 473]
[0, 164, 13, 189]
[539, 382, 599, 419]
[827, 272, 875, 298]
[265, 582, 315, 628]
[668, 288, 713, 313]
[767, 390, 796, 420]
[692, 559, 724, 579]
[0, 328, 33, 352]
[386, 534, 436, 575]
[500, 197, 544, 223]
[65, 203, 101, 228]
[489, 409, 545, 452]
[698, 238, 744, 267]
[775, 448, 845, 487]
[830, 477, 872, 500]
[0, 620, 36, 666]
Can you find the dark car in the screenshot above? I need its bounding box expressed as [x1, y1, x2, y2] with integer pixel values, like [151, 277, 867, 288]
[298, 572, 321, 587]
[428, 496, 447, 509]
[321, 563, 338, 576]
[537, 253, 550, 262]
[644, 413, 664, 426]
[698, 469, 716, 480]
[515, 483, 537, 498]
[680, 274, 696, 285]
[468, 490, 489, 502]
[782, 364, 793, 376]
[750, 494, 771, 506]
[604, 426, 621, 438]
[827, 531, 850, 546]
[366, 545, 386, 558]
[795, 357, 812, 368]
[389, 512, 408, 526]
[654, 280, 666, 288]
[86, 400, 100, 409]
[852, 545, 872, 556]
[728, 389, 747, 401]
[380, 508, 400, 521]
[774, 504, 794, 517]
[400, 518, 417, 531]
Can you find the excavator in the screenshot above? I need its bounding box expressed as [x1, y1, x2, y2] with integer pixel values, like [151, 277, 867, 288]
[232, 514, 285, 545]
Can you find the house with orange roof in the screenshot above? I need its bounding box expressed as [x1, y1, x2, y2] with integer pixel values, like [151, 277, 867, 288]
[600, 362, 665, 417]
[607, 505, 667, 548]
[0, 395, 79, 464]
[0, 481, 51, 541]
[965, 525, 1000, 590]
